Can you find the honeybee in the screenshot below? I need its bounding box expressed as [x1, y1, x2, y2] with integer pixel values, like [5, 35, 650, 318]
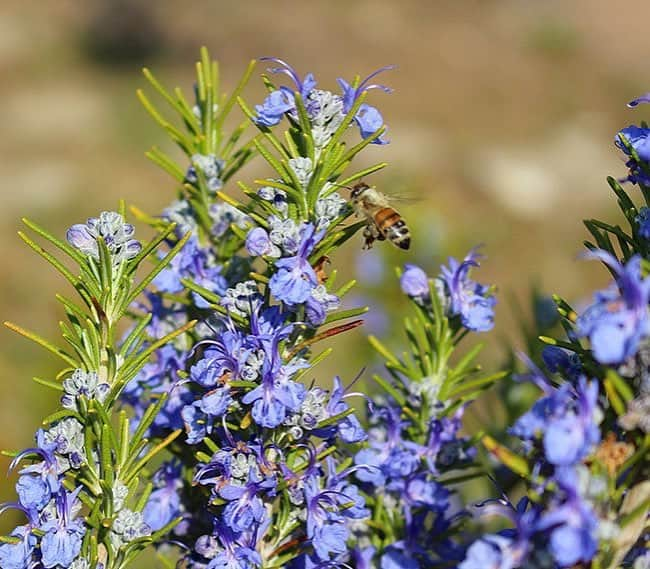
[350, 182, 411, 250]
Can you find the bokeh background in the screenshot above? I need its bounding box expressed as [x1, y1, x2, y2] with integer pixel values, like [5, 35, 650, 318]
[2, 0, 650, 546]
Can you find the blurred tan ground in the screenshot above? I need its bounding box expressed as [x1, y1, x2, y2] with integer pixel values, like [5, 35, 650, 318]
[1, 0, 649, 548]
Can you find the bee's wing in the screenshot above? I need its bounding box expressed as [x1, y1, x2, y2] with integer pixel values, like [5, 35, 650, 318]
[376, 191, 423, 206]
[385, 192, 423, 204]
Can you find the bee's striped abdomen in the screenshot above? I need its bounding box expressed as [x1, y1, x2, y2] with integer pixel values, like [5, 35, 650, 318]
[375, 207, 411, 250]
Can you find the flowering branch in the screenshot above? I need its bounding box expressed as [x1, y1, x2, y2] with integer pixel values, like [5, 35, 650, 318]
[461, 94, 650, 569]
[1, 207, 192, 569]
[347, 254, 500, 567]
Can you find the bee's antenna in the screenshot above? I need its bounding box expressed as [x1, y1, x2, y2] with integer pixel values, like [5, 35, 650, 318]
[328, 182, 353, 191]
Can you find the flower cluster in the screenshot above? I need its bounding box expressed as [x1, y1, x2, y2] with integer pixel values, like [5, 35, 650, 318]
[353, 401, 474, 567]
[254, 58, 393, 147]
[576, 251, 650, 364]
[158, 300, 373, 567]
[462, 361, 611, 568]
[0, 432, 87, 569]
[492, 373, 602, 563]
[67, 210, 141, 265]
[185, 153, 226, 193]
[401, 249, 497, 332]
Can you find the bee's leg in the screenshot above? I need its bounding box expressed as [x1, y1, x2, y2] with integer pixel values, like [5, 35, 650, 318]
[363, 224, 379, 249]
[362, 225, 374, 249]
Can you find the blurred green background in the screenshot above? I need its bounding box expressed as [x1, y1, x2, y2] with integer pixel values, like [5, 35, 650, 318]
[1, 0, 649, 546]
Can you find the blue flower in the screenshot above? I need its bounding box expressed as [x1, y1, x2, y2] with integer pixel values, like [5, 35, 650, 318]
[194, 449, 239, 491]
[404, 477, 448, 510]
[11, 431, 63, 495]
[180, 384, 233, 444]
[616, 125, 650, 161]
[323, 377, 366, 443]
[546, 378, 601, 466]
[246, 226, 280, 257]
[255, 88, 296, 127]
[459, 535, 516, 569]
[510, 386, 565, 441]
[269, 223, 324, 305]
[351, 394, 478, 565]
[354, 404, 423, 488]
[420, 410, 469, 473]
[576, 251, 650, 364]
[321, 457, 370, 521]
[184, 309, 304, 432]
[197, 386, 233, 417]
[627, 92, 650, 107]
[537, 499, 598, 567]
[39, 488, 86, 568]
[253, 59, 393, 145]
[385, 448, 420, 479]
[241, 339, 306, 428]
[439, 249, 496, 332]
[219, 469, 275, 533]
[380, 546, 420, 569]
[543, 417, 590, 466]
[305, 285, 340, 326]
[254, 58, 317, 127]
[616, 124, 650, 185]
[303, 475, 349, 561]
[0, 525, 36, 569]
[400, 264, 429, 299]
[189, 357, 227, 389]
[261, 58, 317, 99]
[338, 66, 394, 113]
[16, 474, 50, 511]
[249, 305, 296, 348]
[208, 547, 262, 569]
[338, 66, 394, 144]
[194, 442, 274, 513]
[541, 346, 581, 381]
[312, 523, 349, 561]
[511, 376, 600, 466]
[354, 447, 387, 486]
[352, 547, 376, 569]
[355, 104, 388, 144]
[143, 461, 184, 531]
[181, 402, 212, 445]
[180, 372, 233, 443]
[199, 522, 263, 569]
[192, 328, 253, 385]
[636, 206, 650, 239]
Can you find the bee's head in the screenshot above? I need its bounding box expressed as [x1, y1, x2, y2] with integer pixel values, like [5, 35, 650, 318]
[350, 182, 369, 199]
